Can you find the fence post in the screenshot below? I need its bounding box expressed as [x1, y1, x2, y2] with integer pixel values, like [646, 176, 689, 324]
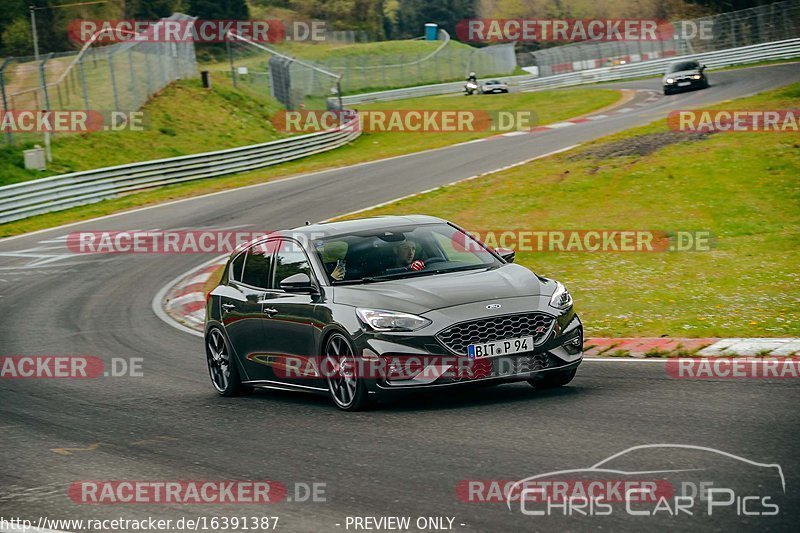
[128, 49, 137, 109]
[78, 55, 90, 109]
[39, 55, 52, 112]
[108, 53, 120, 112]
[39, 54, 53, 161]
[0, 59, 12, 145]
[227, 39, 237, 87]
[144, 52, 153, 96]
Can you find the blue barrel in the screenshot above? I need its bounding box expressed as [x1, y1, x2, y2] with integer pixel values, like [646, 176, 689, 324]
[425, 23, 438, 41]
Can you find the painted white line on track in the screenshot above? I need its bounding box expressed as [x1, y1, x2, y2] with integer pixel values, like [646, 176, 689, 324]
[152, 145, 581, 337]
[0, 129, 544, 245]
[151, 254, 226, 338]
[547, 122, 576, 129]
[583, 357, 666, 363]
[331, 144, 580, 221]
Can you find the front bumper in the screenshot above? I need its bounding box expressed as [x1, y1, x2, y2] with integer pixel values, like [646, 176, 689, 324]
[353, 306, 583, 393]
[664, 78, 706, 92]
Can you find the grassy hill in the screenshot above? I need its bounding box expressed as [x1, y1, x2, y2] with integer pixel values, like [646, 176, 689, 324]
[0, 76, 286, 187]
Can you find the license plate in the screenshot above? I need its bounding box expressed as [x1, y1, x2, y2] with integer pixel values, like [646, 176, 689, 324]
[467, 336, 533, 359]
[678, 81, 691, 87]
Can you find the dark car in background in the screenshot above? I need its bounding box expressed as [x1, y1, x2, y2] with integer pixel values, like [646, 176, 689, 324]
[205, 215, 582, 411]
[663, 60, 710, 95]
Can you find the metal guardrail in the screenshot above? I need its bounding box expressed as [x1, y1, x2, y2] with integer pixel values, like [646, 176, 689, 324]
[518, 38, 800, 91]
[0, 117, 361, 224]
[340, 74, 533, 105]
[2, 39, 798, 225]
[342, 39, 800, 104]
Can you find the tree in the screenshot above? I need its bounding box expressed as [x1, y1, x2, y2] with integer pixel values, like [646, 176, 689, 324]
[396, 0, 476, 39]
[2, 17, 33, 56]
[187, 0, 249, 20]
[125, 0, 184, 19]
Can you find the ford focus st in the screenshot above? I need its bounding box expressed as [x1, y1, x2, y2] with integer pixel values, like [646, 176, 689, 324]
[205, 215, 583, 410]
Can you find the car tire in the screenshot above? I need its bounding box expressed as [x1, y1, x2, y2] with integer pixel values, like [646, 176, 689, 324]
[528, 368, 577, 389]
[324, 332, 372, 411]
[663, 88, 672, 95]
[205, 327, 251, 397]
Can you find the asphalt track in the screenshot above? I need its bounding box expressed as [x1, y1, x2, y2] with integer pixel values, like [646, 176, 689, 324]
[1, 63, 799, 532]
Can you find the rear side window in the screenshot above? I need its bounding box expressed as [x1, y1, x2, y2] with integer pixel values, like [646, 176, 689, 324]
[240, 243, 275, 288]
[229, 252, 246, 282]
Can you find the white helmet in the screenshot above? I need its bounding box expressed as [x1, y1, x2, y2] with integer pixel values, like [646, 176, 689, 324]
[469, 72, 476, 77]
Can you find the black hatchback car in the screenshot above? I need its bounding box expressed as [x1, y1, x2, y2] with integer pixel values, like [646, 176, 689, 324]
[662, 60, 709, 95]
[205, 216, 583, 410]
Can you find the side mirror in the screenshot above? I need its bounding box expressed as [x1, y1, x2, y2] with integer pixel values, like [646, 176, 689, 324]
[495, 247, 516, 263]
[700, 64, 707, 72]
[280, 273, 317, 293]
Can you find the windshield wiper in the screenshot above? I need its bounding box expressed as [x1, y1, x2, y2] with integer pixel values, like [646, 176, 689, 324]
[352, 264, 495, 284]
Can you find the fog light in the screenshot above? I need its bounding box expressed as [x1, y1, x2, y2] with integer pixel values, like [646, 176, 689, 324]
[563, 332, 583, 355]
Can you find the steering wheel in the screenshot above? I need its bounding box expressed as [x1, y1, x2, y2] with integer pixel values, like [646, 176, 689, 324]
[424, 256, 447, 266]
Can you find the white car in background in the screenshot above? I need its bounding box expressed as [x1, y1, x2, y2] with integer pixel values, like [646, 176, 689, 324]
[480, 80, 509, 94]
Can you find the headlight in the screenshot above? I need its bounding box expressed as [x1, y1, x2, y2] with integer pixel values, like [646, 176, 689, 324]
[691, 74, 702, 79]
[665, 78, 675, 84]
[549, 282, 573, 310]
[356, 308, 431, 332]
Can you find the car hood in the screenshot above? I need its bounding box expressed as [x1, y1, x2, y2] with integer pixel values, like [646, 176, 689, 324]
[663, 69, 701, 80]
[331, 264, 548, 315]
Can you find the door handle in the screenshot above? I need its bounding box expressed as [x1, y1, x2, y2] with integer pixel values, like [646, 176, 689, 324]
[221, 303, 235, 312]
[263, 307, 278, 315]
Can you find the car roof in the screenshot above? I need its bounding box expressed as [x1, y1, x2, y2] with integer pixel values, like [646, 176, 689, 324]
[294, 215, 446, 237]
[229, 215, 449, 256]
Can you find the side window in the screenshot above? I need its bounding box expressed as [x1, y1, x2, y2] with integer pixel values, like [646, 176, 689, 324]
[273, 241, 312, 288]
[240, 242, 274, 288]
[229, 252, 246, 282]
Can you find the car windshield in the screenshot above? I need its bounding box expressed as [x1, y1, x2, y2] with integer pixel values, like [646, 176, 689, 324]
[312, 223, 502, 285]
[669, 61, 699, 73]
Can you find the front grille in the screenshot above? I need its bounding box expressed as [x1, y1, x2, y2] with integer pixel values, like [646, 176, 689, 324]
[436, 313, 554, 355]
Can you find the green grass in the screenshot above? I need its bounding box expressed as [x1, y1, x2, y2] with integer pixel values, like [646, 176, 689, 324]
[0, 88, 621, 237]
[207, 37, 520, 94]
[0, 77, 285, 187]
[337, 83, 800, 338]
